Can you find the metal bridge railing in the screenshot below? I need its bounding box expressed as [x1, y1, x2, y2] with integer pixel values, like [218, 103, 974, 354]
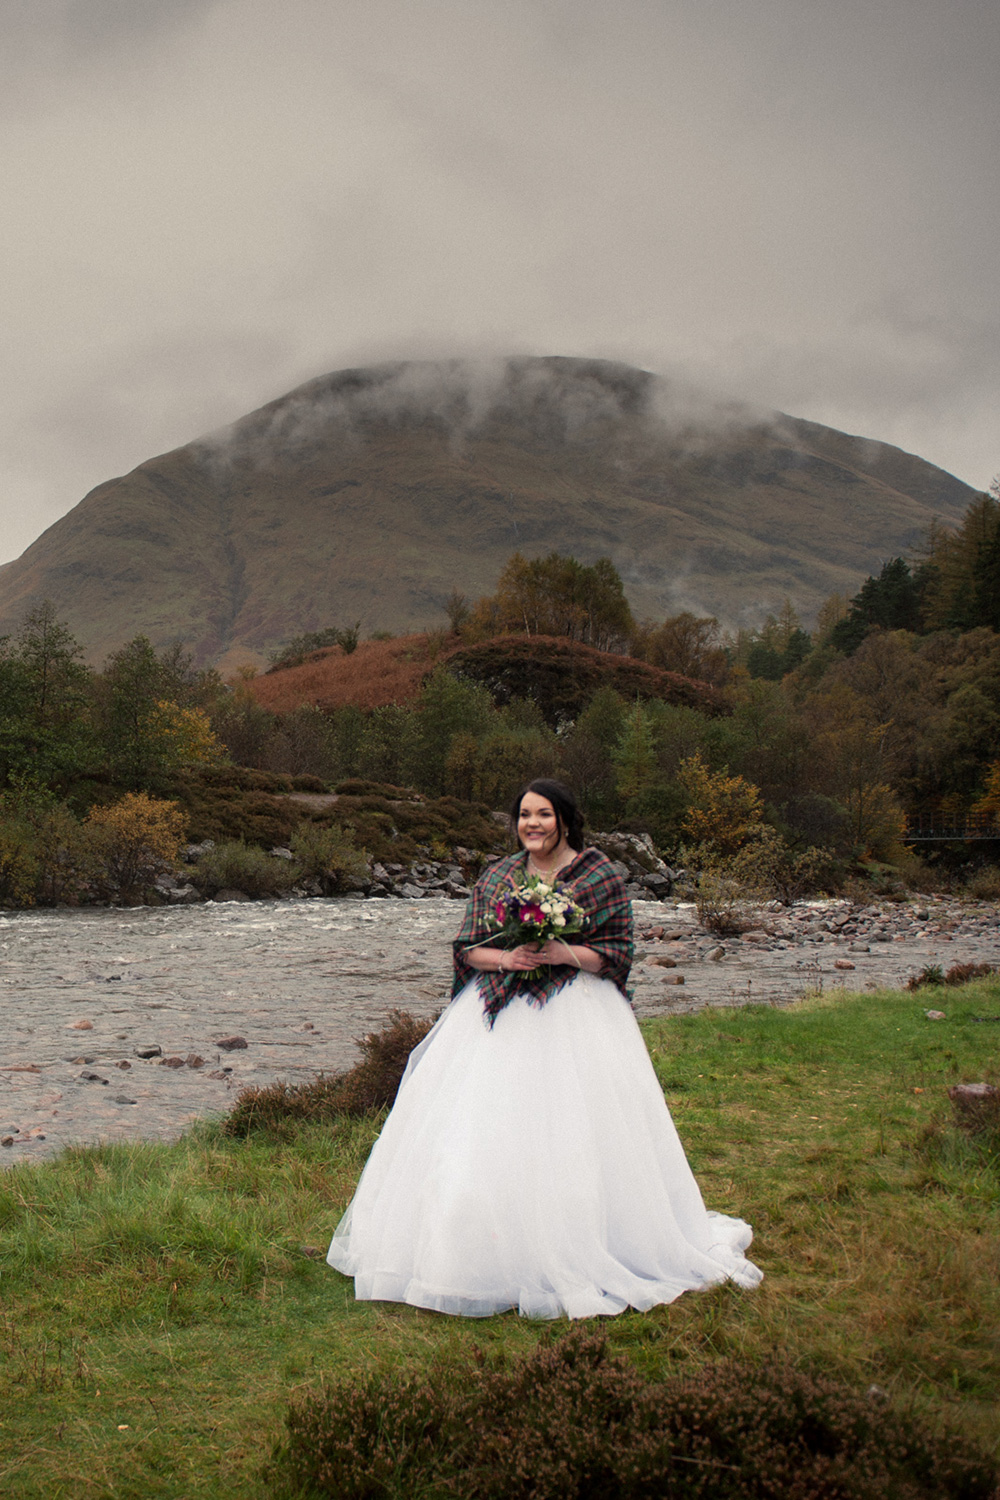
[904, 812, 1000, 841]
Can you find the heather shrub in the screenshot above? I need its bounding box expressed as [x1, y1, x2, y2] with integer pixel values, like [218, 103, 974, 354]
[906, 962, 996, 991]
[942, 961, 997, 985]
[443, 635, 725, 725]
[289, 822, 370, 893]
[906, 965, 946, 991]
[269, 1331, 998, 1499]
[189, 840, 301, 899]
[83, 792, 186, 903]
[224, 1010, 436, 1138]
[949, 1085, 1000, 1149]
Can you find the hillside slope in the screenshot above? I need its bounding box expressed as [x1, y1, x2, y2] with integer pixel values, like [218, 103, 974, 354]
[0, 357, 976, 667]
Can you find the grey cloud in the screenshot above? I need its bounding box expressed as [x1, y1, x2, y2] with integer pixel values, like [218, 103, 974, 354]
[2, 0, 998, 564]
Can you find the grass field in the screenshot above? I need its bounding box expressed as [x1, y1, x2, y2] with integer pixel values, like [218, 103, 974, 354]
[1, 980, 998, 1498]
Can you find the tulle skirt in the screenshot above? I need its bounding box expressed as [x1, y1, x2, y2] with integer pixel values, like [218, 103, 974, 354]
[327, 973, 762, 1319]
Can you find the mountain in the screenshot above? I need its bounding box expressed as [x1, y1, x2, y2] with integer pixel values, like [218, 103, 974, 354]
[0, 357, 977, 670]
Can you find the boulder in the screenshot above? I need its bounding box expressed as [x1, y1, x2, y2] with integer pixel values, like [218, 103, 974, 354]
[184, 840, 216, 863]
[168, 884, 201, 904]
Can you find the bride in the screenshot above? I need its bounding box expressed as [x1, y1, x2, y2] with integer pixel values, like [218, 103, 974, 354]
[327, 779, 762, 1319]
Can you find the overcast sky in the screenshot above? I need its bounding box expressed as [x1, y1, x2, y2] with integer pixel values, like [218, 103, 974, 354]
[3, 0, 998, 564]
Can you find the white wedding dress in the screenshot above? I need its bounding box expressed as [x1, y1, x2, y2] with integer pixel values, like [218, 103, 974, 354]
[327, 971, 762, 1319]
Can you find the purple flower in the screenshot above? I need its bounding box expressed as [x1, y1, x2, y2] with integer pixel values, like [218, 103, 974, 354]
[518, 902, 545, 926]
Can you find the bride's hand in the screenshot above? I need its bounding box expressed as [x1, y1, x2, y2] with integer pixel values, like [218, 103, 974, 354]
[505, 944, 549, 970]
[508, 940, 568, 968]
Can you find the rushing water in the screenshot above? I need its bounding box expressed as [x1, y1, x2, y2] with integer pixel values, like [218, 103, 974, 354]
[0, 896, 461, 1163]
[3, 892, 997, 1165]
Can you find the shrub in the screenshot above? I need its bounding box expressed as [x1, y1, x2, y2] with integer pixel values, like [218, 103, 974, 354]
[686, 835, 788, 935]
[907, 962, 996, 991]
[28, 803, 94, 906]
[942, 961, 997, 985]
[224, 1010, 436, 1138]
[290, 823, 370, 894]
[728, 825, 837, 905]
[949, 1084, 1000, 1146]
[692, 863, 758, 936]
[0, 818, 39, 907]
[290, 774, 328, 793]
[188, 840, 301, 899]
[268, 1330, 998, 1500]
[965, 865, 1000, 901]
[167, 770, 300, 847]
[907, 965, 946, 991]
[84, 792, 186, 903]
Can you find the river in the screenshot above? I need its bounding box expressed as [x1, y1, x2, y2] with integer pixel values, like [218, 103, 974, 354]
[2, 893, 998, 1164]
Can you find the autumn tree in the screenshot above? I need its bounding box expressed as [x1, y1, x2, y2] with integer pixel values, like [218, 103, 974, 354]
[631, 612, 729, 684]
[677, 753, 765, 856]
[468, 553, 634, 652]
[800, 683, 905, 857]
[85, 792, 187, 903]
[972, 761, 1000, 826]
[97, 636, 224, 787]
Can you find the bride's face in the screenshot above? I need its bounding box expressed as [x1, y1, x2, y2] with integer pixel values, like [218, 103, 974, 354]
[517, 792, 564, 857]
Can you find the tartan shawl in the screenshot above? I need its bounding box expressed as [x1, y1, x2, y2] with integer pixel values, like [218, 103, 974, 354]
[452, 846, 634, 1025]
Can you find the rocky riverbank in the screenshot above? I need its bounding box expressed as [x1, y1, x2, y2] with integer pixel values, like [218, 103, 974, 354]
[155, 829, 674, 904]
[2, 891, 998, 1167]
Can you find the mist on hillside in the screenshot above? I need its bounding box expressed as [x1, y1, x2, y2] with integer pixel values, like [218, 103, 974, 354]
[196, 356, 772, 473]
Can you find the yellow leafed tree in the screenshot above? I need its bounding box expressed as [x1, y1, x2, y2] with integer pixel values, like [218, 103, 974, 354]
[85, 793, 187, 904]
[148, 701, 223, 769]
[677, 753, 765, 855]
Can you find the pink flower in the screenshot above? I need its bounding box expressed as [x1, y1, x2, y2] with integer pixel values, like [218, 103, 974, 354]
[518, 902, 545, 926]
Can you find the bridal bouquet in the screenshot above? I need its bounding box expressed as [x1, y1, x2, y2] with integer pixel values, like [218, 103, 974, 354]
[488, 872, 585, 974]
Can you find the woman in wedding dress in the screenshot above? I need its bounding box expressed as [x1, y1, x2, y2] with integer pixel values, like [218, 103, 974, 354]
[327, 779, 762, 1319]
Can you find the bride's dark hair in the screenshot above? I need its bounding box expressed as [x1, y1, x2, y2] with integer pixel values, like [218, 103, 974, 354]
[510, 780, 586, 852]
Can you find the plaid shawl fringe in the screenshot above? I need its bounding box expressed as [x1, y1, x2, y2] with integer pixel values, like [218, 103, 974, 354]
[452, 847, 634, 1026]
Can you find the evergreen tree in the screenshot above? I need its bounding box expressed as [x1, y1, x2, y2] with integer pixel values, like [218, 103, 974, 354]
[830, 558, 921, 654]
[0, 602, 94, 786]
[970, 508, 1000, 631]
[918, 494, 1000, 629]
[613, 701, 657, 800]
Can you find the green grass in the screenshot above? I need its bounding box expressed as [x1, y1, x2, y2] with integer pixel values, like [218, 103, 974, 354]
[1, 981, 998, 1498]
